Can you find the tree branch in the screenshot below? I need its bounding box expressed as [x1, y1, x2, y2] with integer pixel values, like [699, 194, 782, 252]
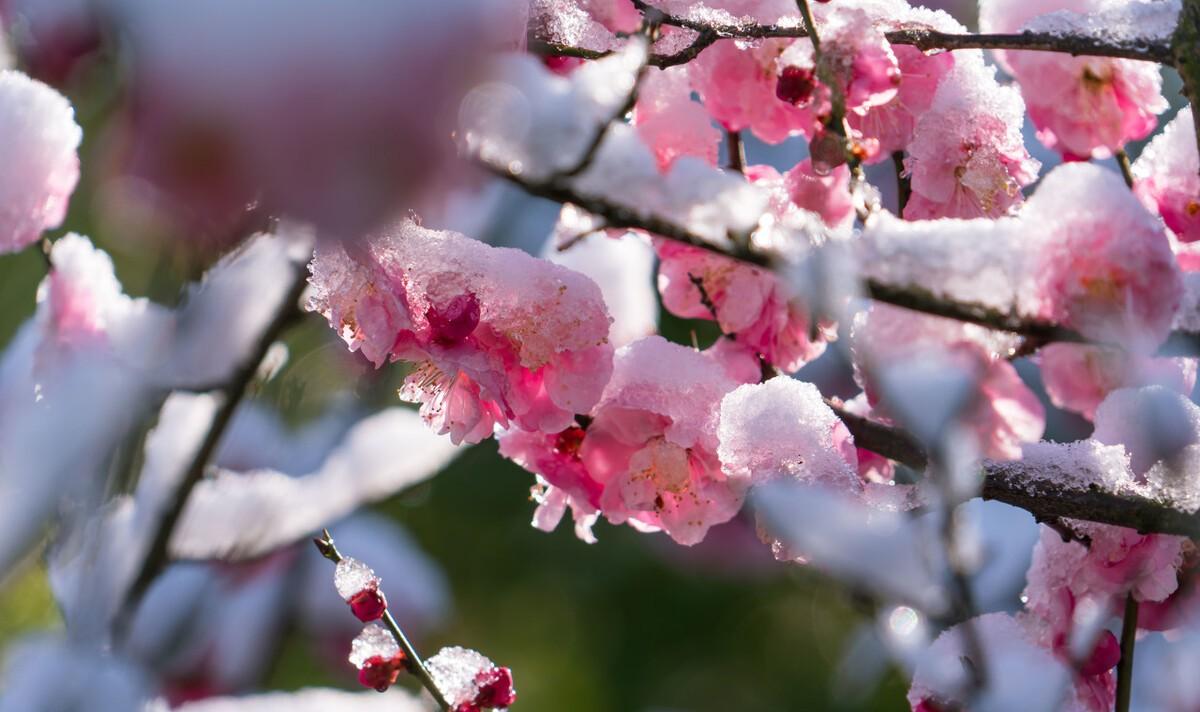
[116, 264, 310, 633]
[829, 403, 1200, 539]
[532, 2, 1174, 68]
[1115, 594, 1139, 712]
[314, 530, 452, 711]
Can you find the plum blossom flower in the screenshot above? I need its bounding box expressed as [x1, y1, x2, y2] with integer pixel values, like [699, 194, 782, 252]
[851, 305, 1044, 460]
[903, 58, 1040, 219]
[334, 557, 388, 623]
[846, 7, 962, 159]
[979, 0, 1166, 159]
[1023, 521, 1187, 701]
[783, 158, 854, 232]
[782, 5, 901, 116]
[308, 220, 613, 444]
[0, 70, 81, 254]
[349, 624, 407, 692]
[655, 239, 832, 373]
[1024, 163, 1183, 353]
[688, 38, 817, 144]
[1037, 343, 1196, 421]
[633, 65, 720, 171]
[1134, 107, 1200, 244]
[501, 336, 745, 546]
[426, 646, 516, 711]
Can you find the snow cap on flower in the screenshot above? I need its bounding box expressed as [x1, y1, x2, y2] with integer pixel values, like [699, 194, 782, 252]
[308, 219, 614, 444]
[979, 0, 1166, 159]
[0, 70, 81, 254]
[334, 556, 387, 622]
[1024, 162, 1183, 353]
[717, 377, 860, 492]
[349, 623, 407, 692]
[581, 335, 744, 545]
[426, 646, 516, 711]
[904, 55, 1039, 219]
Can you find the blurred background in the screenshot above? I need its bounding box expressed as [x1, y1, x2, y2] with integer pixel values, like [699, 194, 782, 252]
[0, 0, 1186, 709]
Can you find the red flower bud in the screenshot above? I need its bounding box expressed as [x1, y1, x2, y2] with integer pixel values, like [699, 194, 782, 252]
[349, 586, 388, 622]
[775, 66, 817, 107]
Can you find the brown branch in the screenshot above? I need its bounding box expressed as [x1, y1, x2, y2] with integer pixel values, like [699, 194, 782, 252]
[115, 264, 310, 634]
[477, 157, 767, 265]
[533, 3, 1173, 69]
[725, 130, 745, 173]
[1115, 594, 1139, 712]
[830, 404, 1200, 538]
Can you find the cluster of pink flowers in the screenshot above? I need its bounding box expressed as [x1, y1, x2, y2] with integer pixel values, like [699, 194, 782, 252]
[980, 0, 1167, 160]
[308, 220, 614, 445]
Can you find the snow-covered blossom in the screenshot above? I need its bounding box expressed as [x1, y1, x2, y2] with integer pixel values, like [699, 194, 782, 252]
[979, 0, 1167, 159]
[717, 377, 860, 491]
[335, 558, 387, 623]
[349, 624, 406, 692]
[0, 70, 81, 254]
[502, 336, 743, 545]
[851, 305, 1043, 460]
[308, 220, 613, 444]
[633, 65, 720, 171]
[426, 646, 516, 711]
[1135, 107, 1200, 243]
[655, 237, 832, 373]
[1038, 343, 1196, 421]
[903, 57, 1040, 219]
[846, 6, 962, 158]
[794, 6, 901, 115]
[1025, 162, 1183, 353]
[907, 613, 1072, 712]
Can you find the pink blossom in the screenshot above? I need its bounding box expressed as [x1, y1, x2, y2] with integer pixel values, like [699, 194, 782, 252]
[783, 158, 854, 231]
[308, 220, 614, 444]
[633, 66, 720, 172]
[805, 6, 901, 114]
[655, 239, 832, 373]
[501, 336, 743, 545]
[852, 305, 1043, 460]
[688, 38, 817, 144]
[575, 0, 640, 34]
[847, 8, 961, 158]
[980, 0, 1166, 159]
[1038, 343, 1196, 420]
[583, 336, 744, 545]
[1025, 523, 1187, 627]
[1134, 107, 1200, 243]
[1025, 163, 1183, 353]
[903, 58, 1040, 219]
[0, 70, 81, 254]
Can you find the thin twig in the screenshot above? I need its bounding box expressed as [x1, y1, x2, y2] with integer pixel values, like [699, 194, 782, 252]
[829, 403, 1200, 538]
[892, 152, 911, 215]
[1115, 594, 1139, 712]
[725, 130, 745, 173]
[1115, 149, 1136, 189]
[115, 265, 310, 634]
[484, 153, 1200, 357]
[315, 530, 452, 711]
